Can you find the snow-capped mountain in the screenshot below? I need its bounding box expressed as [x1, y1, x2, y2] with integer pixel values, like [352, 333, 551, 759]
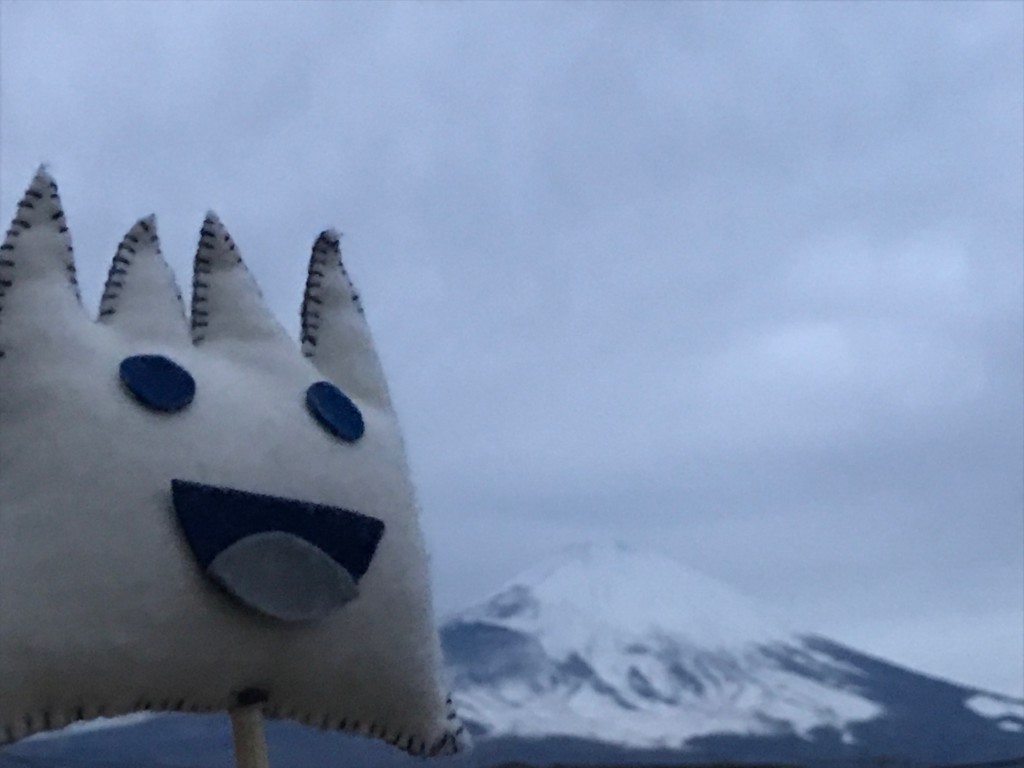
[441, 543, 1024, 762]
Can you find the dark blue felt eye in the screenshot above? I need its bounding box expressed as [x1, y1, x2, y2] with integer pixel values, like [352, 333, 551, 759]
[306, 381, 364, 442]
[119, 354, 196, 413]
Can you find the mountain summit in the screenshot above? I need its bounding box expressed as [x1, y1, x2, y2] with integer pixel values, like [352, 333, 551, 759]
[441, 543, 1024, 762]
[457, 542, 789, 651]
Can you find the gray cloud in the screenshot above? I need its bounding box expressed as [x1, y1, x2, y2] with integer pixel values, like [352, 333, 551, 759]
[1, 1, 1020, 695]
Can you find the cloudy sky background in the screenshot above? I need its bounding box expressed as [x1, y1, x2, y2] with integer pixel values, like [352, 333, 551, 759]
[1, 2, 1021, 697]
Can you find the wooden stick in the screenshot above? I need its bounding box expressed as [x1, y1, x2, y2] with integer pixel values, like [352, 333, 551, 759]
[230, 690, 270, 768]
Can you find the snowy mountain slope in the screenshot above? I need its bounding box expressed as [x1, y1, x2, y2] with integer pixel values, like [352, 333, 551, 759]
[441, 543, 1024, 759]
[967, 693, 1024, 732]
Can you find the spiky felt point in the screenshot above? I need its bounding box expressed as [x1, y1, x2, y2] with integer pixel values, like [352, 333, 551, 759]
[301, 230, 392, 406]
[98, 216, 189, 344]
[0, 167, 79, 304]
[190, 212, 288, 345]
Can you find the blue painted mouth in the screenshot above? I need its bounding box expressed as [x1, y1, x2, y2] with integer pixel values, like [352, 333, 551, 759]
[171, 480, 385, 622]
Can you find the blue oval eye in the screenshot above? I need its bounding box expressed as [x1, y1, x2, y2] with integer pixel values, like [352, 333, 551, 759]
[306, 381, 364, 442]
[119, 354, 196, 413]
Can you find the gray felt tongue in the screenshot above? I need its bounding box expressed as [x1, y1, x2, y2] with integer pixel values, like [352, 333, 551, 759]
[208, 531, 359, 622]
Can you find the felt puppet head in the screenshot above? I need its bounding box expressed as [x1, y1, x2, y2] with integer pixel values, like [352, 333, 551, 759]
[0, 169, 463, 755]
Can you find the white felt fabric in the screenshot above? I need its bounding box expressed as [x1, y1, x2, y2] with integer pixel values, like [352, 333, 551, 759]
[0, 170, 462, 755]
[98, 215, 190, 345]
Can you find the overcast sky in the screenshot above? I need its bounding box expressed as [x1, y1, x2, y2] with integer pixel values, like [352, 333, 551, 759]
[1, 1, 1021, 697]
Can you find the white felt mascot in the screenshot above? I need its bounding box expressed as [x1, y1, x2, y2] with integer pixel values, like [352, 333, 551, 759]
[0, 169, 463, 757]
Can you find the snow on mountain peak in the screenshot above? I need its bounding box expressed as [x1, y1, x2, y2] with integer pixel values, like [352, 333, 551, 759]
[461, 541, 792, 654]
[446, 542, 884, 748]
